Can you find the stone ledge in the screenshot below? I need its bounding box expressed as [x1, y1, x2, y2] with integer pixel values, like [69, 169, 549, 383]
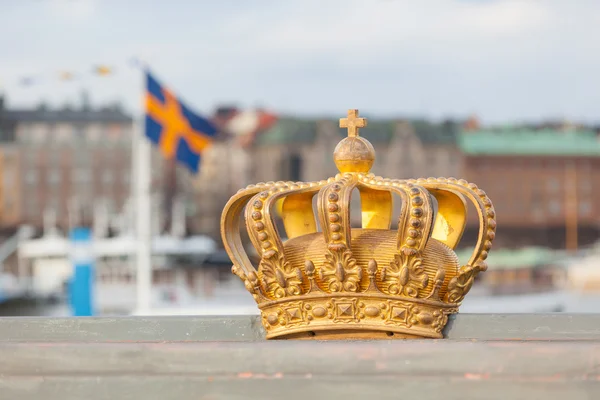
[1, 340, 599, 400]
[1, 313, 600, 342]
[1, 314, 600, 399]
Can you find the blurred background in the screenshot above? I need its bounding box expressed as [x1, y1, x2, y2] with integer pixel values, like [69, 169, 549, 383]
[0, 0, 599, 317]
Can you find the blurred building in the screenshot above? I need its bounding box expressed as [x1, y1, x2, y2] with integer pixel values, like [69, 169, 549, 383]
[460, 128, 600, 248]
[2, 95, 598, 252]
[0, 94, 176, 233]
[191, 112, 462, 238]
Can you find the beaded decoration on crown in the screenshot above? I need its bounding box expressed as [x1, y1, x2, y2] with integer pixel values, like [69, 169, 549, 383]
[221, 109, 496, 339]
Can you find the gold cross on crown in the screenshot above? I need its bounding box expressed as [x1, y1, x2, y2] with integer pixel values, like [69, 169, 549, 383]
[339, 109, 367, 137]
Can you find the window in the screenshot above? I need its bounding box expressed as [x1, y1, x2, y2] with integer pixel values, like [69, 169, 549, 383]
[16, 124, 31, 143]
[548, 160, 562, 169]
[108, 124, 122, 141]
[22, 150, 35, 165]
[48, 149, 61, 166]
[530, 159, 542, 169]
[32, 124, 47, 143]
[26, 196, 38, 217]
[3, 153, 15, 168]
[48, 169, 61, 184]
[80, 189, 91, 205]
[121, 125, 132, 140]
[151, 151, 163, 166]
[5, 196, 14, 214]
[549, 200, 561, 215]
[56, 124, 73, 143]
[579, 201, 592, 216]
[373, 150, 386, 171]
[288, 154, 303, 182]
[581, 180, 592, 194]
[105, 198, 115, 214]
[25, 170, 38, 184]
[47, 180, 59, 198]
[580, 160, 591, 171]
[74, 150, 90, 167]
[72, 168, 91, 183]
[153, 167, 163, 181]
[102, 170, 113, 184]
[47, 194, 59, 210]
[73, 124, 85, 141]
[1, 130, 15, 142]
[546, 178, 560, 193]
[529, 183, 543, 217]
[87, 124, 102, 143]
[4, 171, 14, 188]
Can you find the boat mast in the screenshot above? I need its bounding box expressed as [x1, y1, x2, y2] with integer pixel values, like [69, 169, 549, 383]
[133, 67, 152, 314]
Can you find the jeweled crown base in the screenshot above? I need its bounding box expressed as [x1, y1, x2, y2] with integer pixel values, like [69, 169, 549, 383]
[260, 294, 458, 340]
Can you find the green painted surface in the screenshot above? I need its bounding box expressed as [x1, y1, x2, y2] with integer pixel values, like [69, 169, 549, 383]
[459, 128, 600, 156]
[455, 246, 565, 270]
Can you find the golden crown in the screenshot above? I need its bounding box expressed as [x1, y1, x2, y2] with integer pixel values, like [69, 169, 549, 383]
[221, 109, 496, 339]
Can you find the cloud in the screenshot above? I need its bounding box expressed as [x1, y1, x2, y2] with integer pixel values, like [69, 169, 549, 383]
[249, 1, 552, 62]
[0, 0, 599, 124]
[46, 0, 97, 21]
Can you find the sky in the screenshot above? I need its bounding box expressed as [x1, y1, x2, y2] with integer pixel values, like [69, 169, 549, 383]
[0, 0, 599, 125]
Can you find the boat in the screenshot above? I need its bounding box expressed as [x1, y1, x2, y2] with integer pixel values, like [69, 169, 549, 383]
[565, 241, 600, 292]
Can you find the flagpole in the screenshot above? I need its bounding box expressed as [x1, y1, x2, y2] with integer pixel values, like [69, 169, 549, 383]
[134, 68, 152, 315]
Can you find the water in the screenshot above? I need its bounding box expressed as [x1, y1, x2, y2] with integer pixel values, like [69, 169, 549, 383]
[2, 289, 599, 317]
[461, 290, 600, 313]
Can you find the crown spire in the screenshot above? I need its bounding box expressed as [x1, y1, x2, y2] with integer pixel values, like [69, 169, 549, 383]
[334, 109, 375, 173]
[339, 109, 367, 137]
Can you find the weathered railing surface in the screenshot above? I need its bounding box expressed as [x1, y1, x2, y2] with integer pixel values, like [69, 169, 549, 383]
[1, 314, 599, 400]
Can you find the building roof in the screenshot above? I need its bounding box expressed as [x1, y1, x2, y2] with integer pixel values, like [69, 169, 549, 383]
[255, 117, 457, 146]
[2, 107, 132, 124]
[412, 120, 458, 144]
[359, 121, 395, 144]
[459, 128, 600, 156]
[255, 118, 318, 145]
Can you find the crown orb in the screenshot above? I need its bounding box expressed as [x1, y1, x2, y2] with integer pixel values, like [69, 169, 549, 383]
[333, 137, 376, 173]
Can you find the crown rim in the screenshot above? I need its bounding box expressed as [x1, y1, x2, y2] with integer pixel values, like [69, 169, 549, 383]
[260, 294, 458, 340]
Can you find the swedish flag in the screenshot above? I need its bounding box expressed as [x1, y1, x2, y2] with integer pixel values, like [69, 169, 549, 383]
[145, 70, 217, 173]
